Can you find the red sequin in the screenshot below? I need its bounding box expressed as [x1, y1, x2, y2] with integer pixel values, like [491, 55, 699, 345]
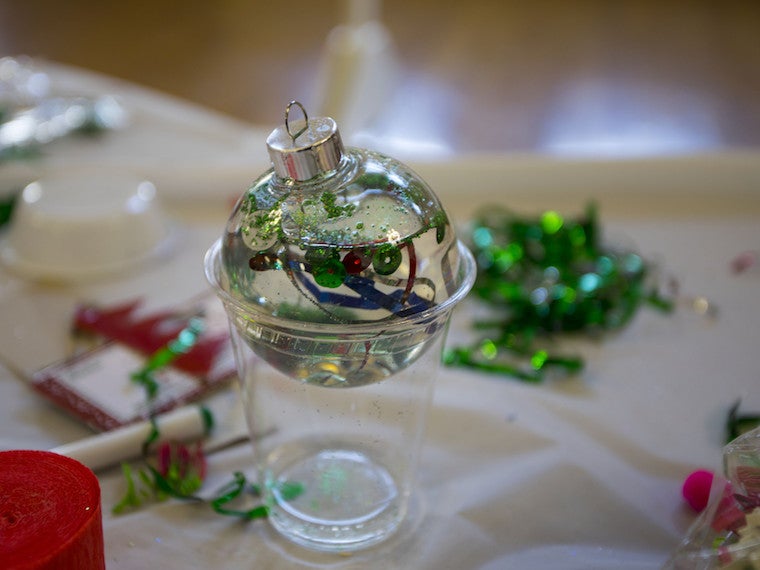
[342, 250, 371, 274]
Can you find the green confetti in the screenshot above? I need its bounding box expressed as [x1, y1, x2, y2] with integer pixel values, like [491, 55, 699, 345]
[0, 191, 18, 228]
[727, 399, 760, 443]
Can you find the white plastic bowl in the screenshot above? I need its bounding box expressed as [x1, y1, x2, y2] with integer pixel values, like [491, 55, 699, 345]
[0, 169, 171, 281]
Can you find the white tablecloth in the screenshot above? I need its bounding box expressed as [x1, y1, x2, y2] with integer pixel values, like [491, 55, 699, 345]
[1, 62, 759, 569]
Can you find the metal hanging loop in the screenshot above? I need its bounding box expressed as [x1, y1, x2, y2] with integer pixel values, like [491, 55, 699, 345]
[284, 100, 309, 142]
[267, 101, 344, 180]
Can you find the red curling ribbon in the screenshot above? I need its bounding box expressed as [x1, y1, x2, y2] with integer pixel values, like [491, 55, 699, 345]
[731, 250, 759, 274]
[401, 241, 417, 304]
[0, 450, 105, 570]
[73, 300, 227, 376]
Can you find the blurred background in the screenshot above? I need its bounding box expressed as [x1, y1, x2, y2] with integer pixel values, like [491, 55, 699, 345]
[1, 0, 758, 159]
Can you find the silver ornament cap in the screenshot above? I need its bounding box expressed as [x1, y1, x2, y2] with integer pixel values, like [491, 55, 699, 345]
[266, 101, 344, 181]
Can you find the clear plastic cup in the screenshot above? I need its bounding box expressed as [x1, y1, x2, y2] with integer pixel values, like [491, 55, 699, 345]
[205, 238, 475, 551]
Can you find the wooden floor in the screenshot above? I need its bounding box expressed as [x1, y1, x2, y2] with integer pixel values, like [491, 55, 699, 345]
[1, 1, 758, 156]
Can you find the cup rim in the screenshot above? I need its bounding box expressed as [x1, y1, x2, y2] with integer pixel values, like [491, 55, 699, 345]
[203, 238, 476, 333]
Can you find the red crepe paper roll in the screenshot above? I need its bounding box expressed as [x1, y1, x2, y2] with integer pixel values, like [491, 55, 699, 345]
[0, 450, 105, 570]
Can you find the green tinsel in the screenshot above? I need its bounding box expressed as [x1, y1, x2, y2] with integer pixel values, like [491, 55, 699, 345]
[444, 203, 673, 381]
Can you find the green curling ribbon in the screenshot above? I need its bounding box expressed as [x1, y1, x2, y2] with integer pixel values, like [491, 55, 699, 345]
[372, 244, 402, 275]
[726, 400, 760, 443]
[131, 317, 205, 401]
[444, 203, 674, 382]
[0, 191, 17, 228]
[207, 472, 268, 519]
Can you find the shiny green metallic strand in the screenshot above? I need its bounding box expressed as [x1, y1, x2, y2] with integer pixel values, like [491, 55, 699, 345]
[541, 210, 564, 234]
[479, 338, 498, 360]
[530, 350, 548, 370]
[445, 204, 673, 381]
[0, 191, 17, 228]
[443, 347, 542, 382]
[726, 399, 760, 443]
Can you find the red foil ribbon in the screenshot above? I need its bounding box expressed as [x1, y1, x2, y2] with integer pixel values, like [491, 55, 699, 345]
[73, 299, 228, 377]
[0, 450, 105, 570]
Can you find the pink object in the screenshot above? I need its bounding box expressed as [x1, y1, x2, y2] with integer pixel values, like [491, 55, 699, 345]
[731, 250, 758, 274]
[682, 469, 714, 512]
